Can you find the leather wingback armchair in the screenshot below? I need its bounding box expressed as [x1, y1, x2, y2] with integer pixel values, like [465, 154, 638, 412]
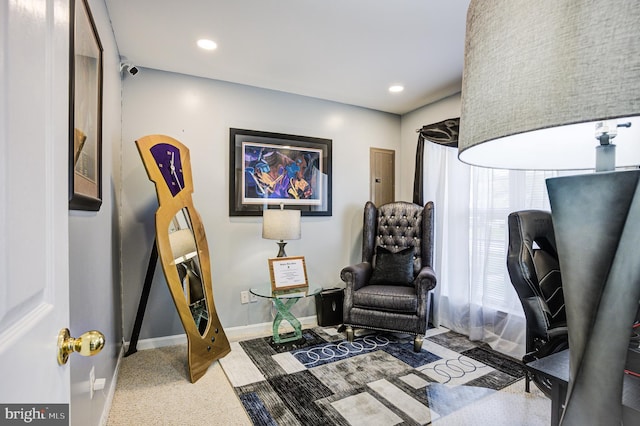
[507, 210, 568, 395]
[340, 201, 436, 351]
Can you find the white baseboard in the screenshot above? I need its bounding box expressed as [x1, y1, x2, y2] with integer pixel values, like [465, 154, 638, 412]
[100, 341, 125, 426]
[124, 315, 318, 350]
[226, 315, 318, 342]
[126, 333, 188, 351]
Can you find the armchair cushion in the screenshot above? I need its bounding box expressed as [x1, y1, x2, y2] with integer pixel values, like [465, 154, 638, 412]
[369, 246, 414, 286]
[353, 285, 418, 313]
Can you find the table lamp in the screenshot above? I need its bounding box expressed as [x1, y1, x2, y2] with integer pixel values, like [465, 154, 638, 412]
[458, 1, 640, 424]
[262, 204, 301, 257]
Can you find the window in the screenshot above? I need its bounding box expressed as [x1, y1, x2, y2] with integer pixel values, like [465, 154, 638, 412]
[469, 169, 553, 312]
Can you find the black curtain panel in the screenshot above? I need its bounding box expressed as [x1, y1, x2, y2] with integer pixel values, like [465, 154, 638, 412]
[420, 118, 460, 147]
[412, 118, 460, 205]
[413, 133, 426, 205]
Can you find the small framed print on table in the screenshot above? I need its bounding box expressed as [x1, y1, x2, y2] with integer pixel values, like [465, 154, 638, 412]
[69, 0, 103, 211]
[268, 256, 309, 292]
[229, 128, 332, 216]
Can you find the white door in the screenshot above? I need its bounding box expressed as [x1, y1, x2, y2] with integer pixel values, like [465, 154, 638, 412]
[0, 0, 70, 406]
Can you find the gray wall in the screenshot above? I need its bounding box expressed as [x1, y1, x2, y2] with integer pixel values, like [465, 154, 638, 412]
[120, 69, 402, 340]
[68, 0, 122, 424]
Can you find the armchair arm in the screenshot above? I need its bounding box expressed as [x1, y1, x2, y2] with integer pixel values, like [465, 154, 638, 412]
[340, 262, 372, 292]
[415, 266, 437, 293]
[341, 262, 372, 325]
[414, 266, 437, 334]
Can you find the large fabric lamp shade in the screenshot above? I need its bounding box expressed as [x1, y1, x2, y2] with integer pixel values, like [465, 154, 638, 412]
[459, 1, 640, 170]
[458, 1, 640, 425]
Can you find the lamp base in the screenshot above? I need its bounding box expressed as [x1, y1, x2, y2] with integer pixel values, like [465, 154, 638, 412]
[546, 170, 640, 425]
[276, 241, 288, 257]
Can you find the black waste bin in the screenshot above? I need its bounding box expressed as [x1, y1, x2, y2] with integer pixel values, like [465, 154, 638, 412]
[315, 288, 344, 326]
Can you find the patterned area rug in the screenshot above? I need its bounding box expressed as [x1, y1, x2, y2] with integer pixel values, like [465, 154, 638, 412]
[219, 326, 538, 425]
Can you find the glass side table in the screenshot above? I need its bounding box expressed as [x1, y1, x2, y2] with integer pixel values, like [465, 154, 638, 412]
[250, 286, 321, 343]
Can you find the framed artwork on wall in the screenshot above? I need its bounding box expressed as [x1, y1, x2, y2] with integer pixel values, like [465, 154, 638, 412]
[69, 0, 103, 211]
[229, 128, 332, 216]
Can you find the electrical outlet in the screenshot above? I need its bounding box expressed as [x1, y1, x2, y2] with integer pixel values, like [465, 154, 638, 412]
[93, 378, 106, 393]
[249, 292, 258, 303]
[240, 291, 249, 304]
[89, 366, 95, 399]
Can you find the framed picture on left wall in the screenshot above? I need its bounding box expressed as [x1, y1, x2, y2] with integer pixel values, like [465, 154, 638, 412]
[69, 0, 103, 211]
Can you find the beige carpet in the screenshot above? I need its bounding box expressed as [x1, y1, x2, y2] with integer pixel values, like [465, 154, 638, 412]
[107, 344, 251, 425]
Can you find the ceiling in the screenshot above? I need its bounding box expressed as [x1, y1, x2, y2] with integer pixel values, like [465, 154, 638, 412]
[105, 1, 471, 115]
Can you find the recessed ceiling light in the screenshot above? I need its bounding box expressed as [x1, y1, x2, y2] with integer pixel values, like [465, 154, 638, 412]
[389, 85, 404, 93]
[197, 39, 217, 50]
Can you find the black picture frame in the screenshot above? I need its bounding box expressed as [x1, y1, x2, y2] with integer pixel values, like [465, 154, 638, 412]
[69, 0, 103, 211]
[229, 128, 332, 216]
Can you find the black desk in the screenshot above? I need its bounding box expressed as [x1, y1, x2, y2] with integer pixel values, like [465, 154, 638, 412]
[526, 349, 640, 425]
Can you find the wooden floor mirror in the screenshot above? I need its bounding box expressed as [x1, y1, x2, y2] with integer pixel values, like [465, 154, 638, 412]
[136, 134, 230, 382]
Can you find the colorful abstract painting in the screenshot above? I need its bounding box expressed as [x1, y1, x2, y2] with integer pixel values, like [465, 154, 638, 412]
[242, 142, 323, 205]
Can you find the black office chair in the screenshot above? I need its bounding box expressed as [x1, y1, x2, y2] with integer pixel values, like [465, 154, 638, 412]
[507, 210, 569, 396]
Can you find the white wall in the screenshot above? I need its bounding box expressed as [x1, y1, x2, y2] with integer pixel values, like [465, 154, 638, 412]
[121, 69, 401, 340]
[68, 0, 122, 424]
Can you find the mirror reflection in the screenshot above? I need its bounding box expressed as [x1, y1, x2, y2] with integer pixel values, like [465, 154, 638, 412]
[168, 207, 209, 336]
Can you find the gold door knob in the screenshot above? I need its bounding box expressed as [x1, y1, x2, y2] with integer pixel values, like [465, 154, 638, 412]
[57, 328, 105, 365]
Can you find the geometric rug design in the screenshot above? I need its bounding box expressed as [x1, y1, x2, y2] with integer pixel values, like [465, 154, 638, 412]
[219, 327, 530, 425]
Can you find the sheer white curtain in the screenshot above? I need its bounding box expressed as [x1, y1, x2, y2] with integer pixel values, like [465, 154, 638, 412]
[423, 143, 557, 358]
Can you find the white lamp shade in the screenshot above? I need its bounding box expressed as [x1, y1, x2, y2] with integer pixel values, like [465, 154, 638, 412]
[262, 209, 301, 241]
[458, 0, 640, 170]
